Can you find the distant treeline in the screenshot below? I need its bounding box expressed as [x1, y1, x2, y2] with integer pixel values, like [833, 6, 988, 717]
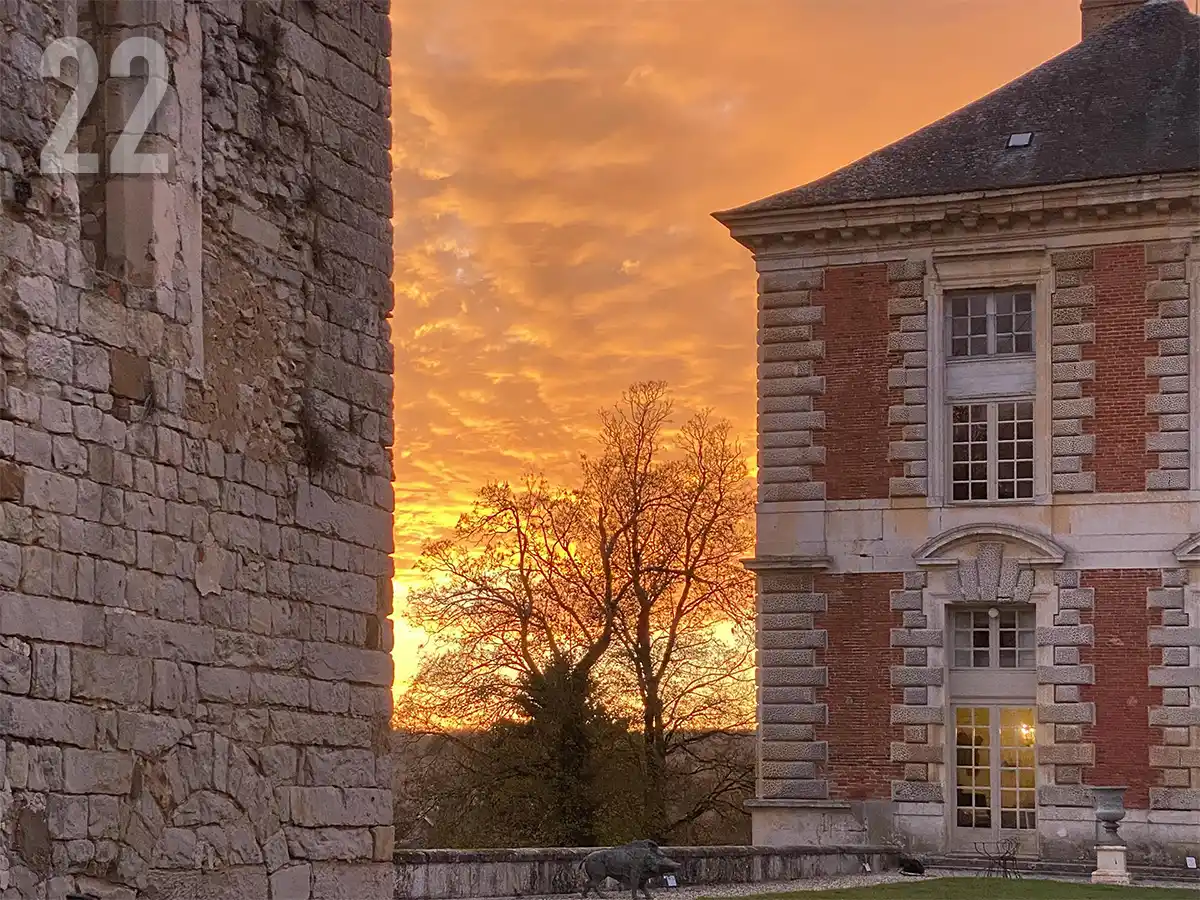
[391, 727, 754, 849]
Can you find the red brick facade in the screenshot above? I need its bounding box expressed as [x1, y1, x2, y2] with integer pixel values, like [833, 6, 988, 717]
[813, 265, 903, 501]
[1081, 570, 1160, 809]
[817, 573, 901, 801]
[1083, 245, 1157, 492]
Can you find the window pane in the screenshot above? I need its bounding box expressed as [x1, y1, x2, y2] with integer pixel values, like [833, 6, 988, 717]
[996, 290, 1034, 356]
[951, 404, 989, 502]
[969, 336, 988, 355]
[997, 401, 1035, 502]
[969, 296, 988, 317]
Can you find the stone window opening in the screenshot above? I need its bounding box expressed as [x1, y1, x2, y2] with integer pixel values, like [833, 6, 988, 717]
[951, 605, 1036, 670]
[943, 284, 1038, 506]
[947, 290, 1034, 358]
[950, 400, 1035, 502]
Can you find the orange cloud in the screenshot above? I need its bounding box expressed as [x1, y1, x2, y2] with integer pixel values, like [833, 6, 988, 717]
[390, 0, 1081, 689]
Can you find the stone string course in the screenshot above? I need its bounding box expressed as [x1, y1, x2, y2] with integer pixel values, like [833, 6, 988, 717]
[756, 270, 827, 503]
[1143, 242, 1192, 491]
[1, 1, 396, 899]
[884, 260, 929, 499]
[1147, 569, 1200, 809]
[1048, 251, 1098, 493]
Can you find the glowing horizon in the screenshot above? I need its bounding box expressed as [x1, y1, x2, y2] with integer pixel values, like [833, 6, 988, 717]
[388, 0, 1082, 693]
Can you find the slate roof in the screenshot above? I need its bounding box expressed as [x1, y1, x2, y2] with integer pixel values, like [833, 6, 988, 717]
[718, 0, 1200, 218]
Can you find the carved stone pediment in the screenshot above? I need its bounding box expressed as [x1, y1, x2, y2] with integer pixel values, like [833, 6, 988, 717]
[912, 523, 1067, 604]
[1173, 533, 1200, 564]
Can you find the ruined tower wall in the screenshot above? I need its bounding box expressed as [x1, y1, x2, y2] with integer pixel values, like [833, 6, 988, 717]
[1, 2, 397, 898]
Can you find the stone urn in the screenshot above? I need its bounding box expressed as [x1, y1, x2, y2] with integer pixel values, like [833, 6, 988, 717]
[1092, 786, 1128, 844]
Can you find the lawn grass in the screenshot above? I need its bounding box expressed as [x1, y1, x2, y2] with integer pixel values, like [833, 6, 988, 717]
[704, 876, 1200, 899]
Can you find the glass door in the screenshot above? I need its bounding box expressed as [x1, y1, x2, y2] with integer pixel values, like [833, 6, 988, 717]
[952, 705, 1037, 855]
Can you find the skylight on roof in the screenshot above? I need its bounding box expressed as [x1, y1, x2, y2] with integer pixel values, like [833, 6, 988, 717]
[1007, 132, 1034, 148]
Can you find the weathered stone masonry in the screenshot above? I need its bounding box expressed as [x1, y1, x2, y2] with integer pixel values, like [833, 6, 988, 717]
[1, 2, 396, 899]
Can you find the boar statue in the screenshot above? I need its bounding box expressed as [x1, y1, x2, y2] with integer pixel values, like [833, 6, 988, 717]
[581, 840, 681, 900]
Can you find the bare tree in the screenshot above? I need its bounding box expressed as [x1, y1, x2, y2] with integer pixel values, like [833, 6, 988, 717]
[592, 382, 756, 839]
[397, 381, 755, 843]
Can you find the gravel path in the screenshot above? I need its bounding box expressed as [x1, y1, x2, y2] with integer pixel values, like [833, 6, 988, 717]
[467, 868, 1200, 900]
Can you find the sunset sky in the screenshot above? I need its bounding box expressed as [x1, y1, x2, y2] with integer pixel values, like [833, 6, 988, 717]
[388, 0, 1084, 691]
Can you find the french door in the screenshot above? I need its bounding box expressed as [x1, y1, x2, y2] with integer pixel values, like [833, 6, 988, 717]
[952, 705, 1038, 855]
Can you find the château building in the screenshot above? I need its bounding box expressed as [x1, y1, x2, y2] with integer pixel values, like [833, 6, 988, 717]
[716, 0, 1200, 864]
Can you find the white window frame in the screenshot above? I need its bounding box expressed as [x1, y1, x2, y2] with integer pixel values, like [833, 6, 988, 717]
[948, 397, 1036, 504]
[948, 605, 1037, 672]
[928, 251, 1052, 508]
[945, 288, 1036, 360]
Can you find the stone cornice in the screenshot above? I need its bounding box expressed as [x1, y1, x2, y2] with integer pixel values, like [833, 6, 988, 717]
[716, 172, 1200, 258]
[742, 555, 832, 573]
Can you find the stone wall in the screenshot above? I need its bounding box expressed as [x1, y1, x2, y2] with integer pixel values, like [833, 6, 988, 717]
[1, 1, 396, 898]
[394, 845, 900, 900]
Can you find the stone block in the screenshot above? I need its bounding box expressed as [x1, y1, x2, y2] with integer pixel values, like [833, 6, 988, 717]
[71, 650, 152, 706]
[1052, 472, 1095, 493]
[109, 349, 151, 400]
[1037, 665, 1094, 685]
[759, 270, 824, 293]
[760, 741, 828, 763]
[1150, 789, 1200, 811]
[759, 593, 827, 614]
[1039, 743, 1094, 765]
[197, 665, 252, 704]
[1148, 470, 1190, 491]
[1146, 393, 1189, 415]
[759, 778, 829, 801]
[759, 704, 827, 725]
[891, 705, 943, 725]
[1145, 241, 1189, 263]
[1149, 588, 1185, 609]
[1038, 702, 1094, 724]
[1051, 398, 1095, 419]
[760, 761, 819, 780]
[890, 629, 943, 648]
[1147, 281, 1190, 301]
[63, 749, 133, 793]
[890, 742, 942, 763]
[760, 667, 827, 687]
[0, 592, 104, 645]
[892, 781, 942, 802]
[891, 666, 942, 686]
[1147, 431, 1190, 452]
[1149, 667, 1200, 687]
[758, 630, 826, 651]
[271, 863, 313, 900]
[1149, 627, 1200, 647]
[1037, 625, 1093, 647]
[1150, 707, 1200, 727]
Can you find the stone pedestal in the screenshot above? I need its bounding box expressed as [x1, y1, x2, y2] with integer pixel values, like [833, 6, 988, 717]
[1091, 845, 1131, 885]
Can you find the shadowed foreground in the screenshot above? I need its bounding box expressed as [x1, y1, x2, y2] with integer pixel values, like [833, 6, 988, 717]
[707, 877, 1200, 899]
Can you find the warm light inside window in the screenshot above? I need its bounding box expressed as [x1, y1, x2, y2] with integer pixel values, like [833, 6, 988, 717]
[1019, 722, 1035, 746]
